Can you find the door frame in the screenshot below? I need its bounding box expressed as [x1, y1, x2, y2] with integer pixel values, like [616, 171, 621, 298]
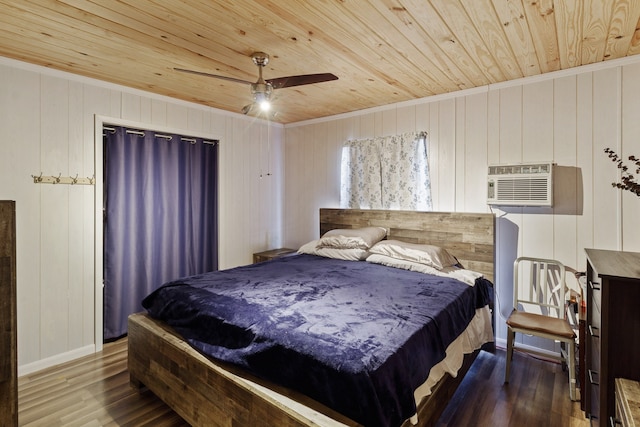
[93, 115, 222, 350]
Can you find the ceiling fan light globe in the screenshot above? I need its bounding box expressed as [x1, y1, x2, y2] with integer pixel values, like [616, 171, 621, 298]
[259, 100, 271, 111]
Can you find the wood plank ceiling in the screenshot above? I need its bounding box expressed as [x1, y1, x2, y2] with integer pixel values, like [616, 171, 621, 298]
[1, 1, 639, 124]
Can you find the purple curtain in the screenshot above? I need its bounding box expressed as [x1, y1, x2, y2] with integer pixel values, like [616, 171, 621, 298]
[103, 126, 218, 340]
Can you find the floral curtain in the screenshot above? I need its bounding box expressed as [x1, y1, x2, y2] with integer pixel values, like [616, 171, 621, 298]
[340, 131, 432, 210]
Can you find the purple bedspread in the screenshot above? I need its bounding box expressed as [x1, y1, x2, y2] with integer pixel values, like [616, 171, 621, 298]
[142, 254, 492, 427]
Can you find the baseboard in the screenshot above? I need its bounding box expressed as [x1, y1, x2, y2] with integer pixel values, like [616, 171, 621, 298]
[18, 344, 96, 377]
[494, 337, 562, 360]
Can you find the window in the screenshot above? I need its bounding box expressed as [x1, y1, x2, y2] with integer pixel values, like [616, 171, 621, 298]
[340, 131, 432, 210]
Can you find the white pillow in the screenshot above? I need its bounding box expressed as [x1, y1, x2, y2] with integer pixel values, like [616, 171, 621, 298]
[317, 226, 387, 250]
[298, 240, 369, 261]
[366, 253, 441, 275]
[368, 239, 458, 270]
[366, 254, 481, 286]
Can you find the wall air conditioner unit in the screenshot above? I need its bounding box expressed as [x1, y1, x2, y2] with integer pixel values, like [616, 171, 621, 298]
[487, 163, 553, 206]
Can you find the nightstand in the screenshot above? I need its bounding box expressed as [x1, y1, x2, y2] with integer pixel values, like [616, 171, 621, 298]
[253, 248, 297, 263]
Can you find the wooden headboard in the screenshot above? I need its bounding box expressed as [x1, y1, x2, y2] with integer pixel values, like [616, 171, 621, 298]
[319, 208, 495, 282]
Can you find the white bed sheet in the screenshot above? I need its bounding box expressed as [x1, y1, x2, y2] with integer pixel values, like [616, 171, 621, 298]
[409, 305, 493, 424]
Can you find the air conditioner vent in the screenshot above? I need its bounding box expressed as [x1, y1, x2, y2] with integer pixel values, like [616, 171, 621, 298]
[487, 163, 553, 206]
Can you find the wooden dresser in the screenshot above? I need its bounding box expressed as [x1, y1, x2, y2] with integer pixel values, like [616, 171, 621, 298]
[584, 249, 640, 426]
[0, 201, 17, 426]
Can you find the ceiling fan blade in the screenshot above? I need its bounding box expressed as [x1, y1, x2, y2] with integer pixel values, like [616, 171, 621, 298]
[174, 68, 253, 85]
[267, 73, 338, 89]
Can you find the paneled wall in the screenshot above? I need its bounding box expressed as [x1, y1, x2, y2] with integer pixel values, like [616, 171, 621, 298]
[283, 58, 640, 350]
[0, 57, 284, 373]
[3, 52, 640, 371]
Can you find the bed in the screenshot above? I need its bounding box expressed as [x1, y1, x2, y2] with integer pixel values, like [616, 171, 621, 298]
[128, 208, 495, 427]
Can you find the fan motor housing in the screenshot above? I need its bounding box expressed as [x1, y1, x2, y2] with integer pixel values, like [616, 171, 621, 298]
[251, 52, 270, 67]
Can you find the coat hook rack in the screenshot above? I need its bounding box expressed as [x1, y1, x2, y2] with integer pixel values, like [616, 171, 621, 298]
[31, 173, 95, 185]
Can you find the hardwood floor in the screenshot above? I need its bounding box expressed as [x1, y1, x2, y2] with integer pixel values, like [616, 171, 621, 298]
[435, 349, 589, 427]
[18, 339, 589, 426]
[18, 339, 188, 427]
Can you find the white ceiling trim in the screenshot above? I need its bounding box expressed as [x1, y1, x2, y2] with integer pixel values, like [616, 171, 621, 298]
[286, 54, 640, 129]
[0, 55, 284, 128]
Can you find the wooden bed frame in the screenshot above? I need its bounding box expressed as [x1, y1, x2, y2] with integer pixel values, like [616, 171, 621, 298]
[128, 209, 495, 427]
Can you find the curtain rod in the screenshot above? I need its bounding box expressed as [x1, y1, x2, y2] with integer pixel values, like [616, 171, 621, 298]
[103, 126, 218, 145]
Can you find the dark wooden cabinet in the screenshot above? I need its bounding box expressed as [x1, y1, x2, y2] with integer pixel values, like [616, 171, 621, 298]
[584, 249, 640, 426]
[0, 201, 17, 426]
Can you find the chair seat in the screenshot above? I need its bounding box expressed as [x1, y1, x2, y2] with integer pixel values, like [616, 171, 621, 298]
[506, 310, 576, 339]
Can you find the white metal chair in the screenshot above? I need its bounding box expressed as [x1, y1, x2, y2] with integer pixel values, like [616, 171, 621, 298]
[504, 257, 577, 400]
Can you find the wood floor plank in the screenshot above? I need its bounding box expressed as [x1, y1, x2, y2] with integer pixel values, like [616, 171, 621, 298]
[18, 339, 589, 426]
[435, 350, 589, 427]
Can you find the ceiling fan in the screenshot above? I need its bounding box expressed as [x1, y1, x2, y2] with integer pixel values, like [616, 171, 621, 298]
[175, 52, 338, 115]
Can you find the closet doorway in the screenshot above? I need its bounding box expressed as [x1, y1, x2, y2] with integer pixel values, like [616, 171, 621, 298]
[96, 117, 219, 343]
